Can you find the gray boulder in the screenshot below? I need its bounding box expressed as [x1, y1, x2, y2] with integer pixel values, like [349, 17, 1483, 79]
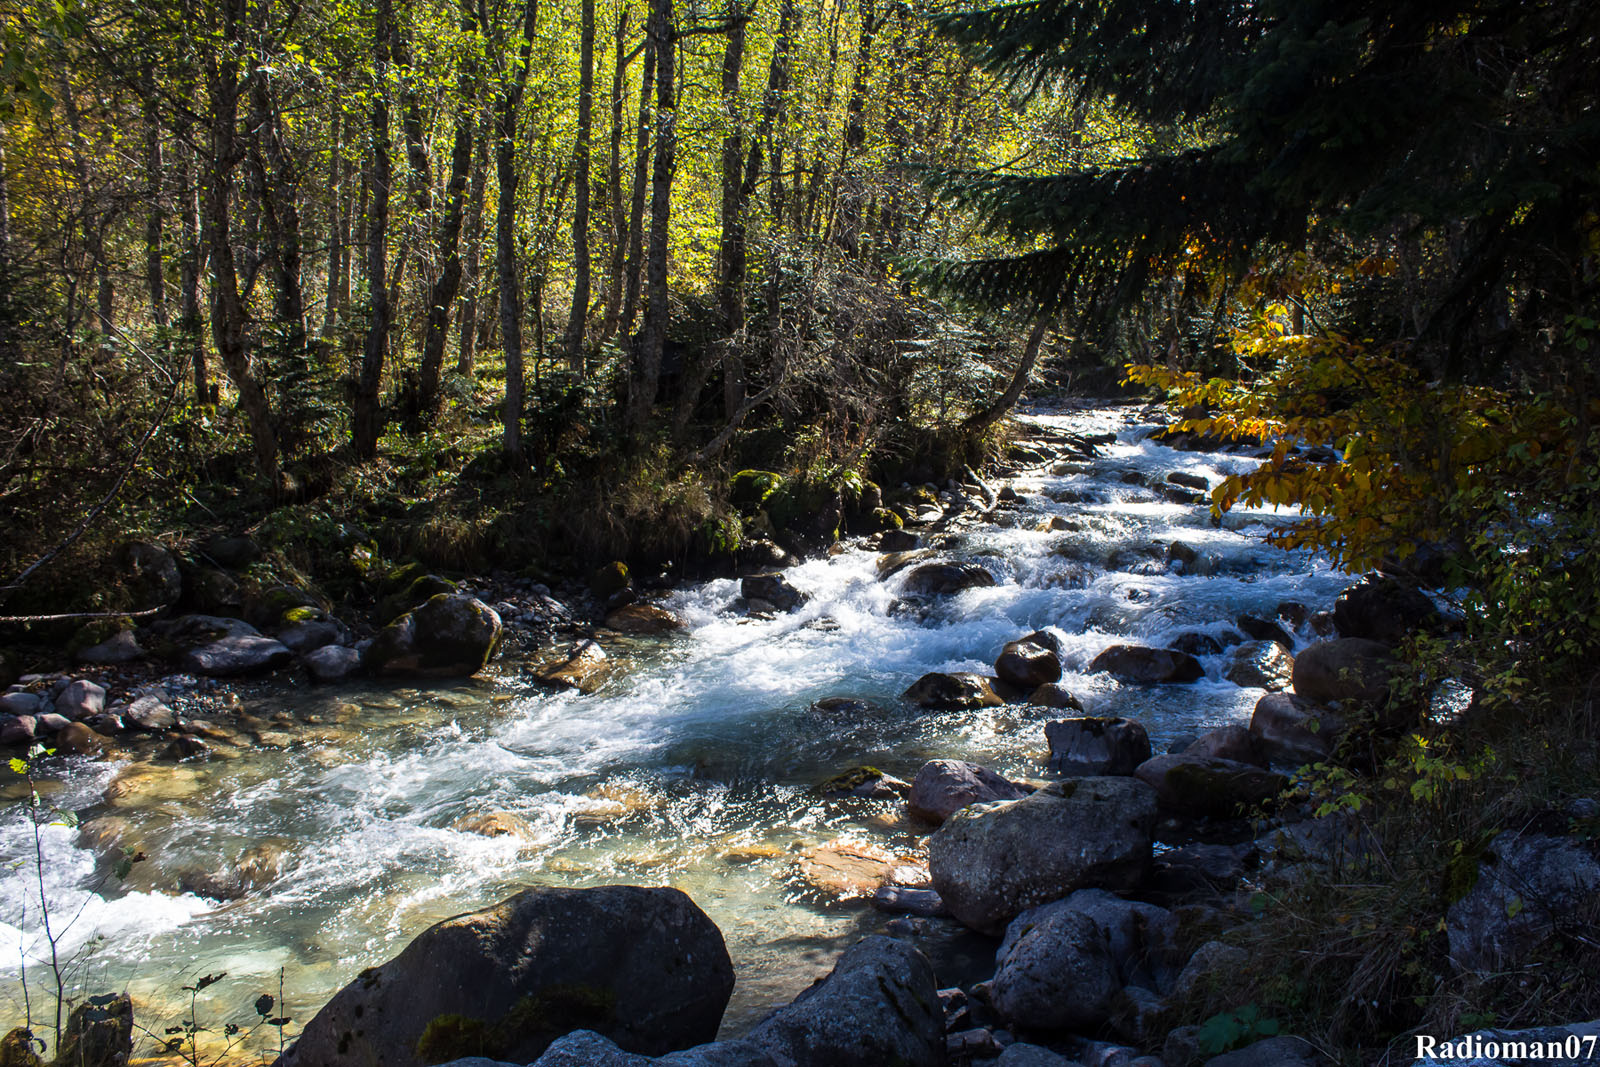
[1182, 725, 1263, 767]
[1046, 717, 1151, 775]
[998, 1045, 1078, 1066]
[304, 644, 362, 683]
[282, 885, 734, 1067]
[740, 573, 806, 612]
[1223, 641, 1293, 691]
[278, 619, 344, 653]
[929, 777, 1158, 935]
[907, 759, 1031, 823]
[0, 691, 42, 717]
[1090, 645, 1204, 684]
[182, 634, 293, 677]
[1134, 754, 1287, 817]
[1333, 576, 1438, 646]
[1249, 693, 1344, 766]
[123, 695, 175, 731]
[1446, 832, 1600, 972]
[903, 672, 1004, 710]
[365, 594, 503, 677]
[55, 679, 107, 721]
[1291, 638, 1394, 708]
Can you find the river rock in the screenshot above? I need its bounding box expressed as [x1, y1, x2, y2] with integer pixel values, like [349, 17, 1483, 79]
[1333, 575, 1438, 645]
[365, 594, 503, 677]
[990, 889, 1179, 1031]
[53, 991, 133, 1067]
[740, 573, 806, 611]
[1046, 717, 1152, 776]
[456, 811, 534, 839]
[35, 711, 69, 734]
[928, 777, 1159, 935]
[179, 842, 288, 900]
[1236, 613, 1296, 649]
[122, 540, 182, 608]
[1, 715, 37, 745]
[124, 696, 173, 732]
[0, 692, 41, 717]
[879, 529, 920, 552]
[1446, 831, 1600, 972]
[1291, 638, 1394, 708]
[75, 629, 145, 666]
[1249, 692, 1344, 765]
[1134, 754, 1287, 817]
[282, 885, 734, 1067]
[901, 561, 997, 596]
[304, 644, 362, 683]
[182, 634, 293, 677]
[796, 840, 898, 898]
[907, 759, 1031, 823]
[1224, 641, 1293, 690]
[1167, 471, 1209, 491]
[529, 935, 942, 1067]
[534, 640, 609, 693]
[997, 1044, 1076, 1066]
[1090, 645, 1204, 684]
[53, 721, 108, 756]
[903, 672, 1004, 710]
[277, 618, 344, 653]
[55, 679, 106, 720]
[1170, 632, 1226, 657]
[1182, 725, 1263, 766]
[995, 639, 1062, 688]
[1173, 940, 1248, 1000]
[604, 603, 686, 634]
[1027, 683, 1084, 711]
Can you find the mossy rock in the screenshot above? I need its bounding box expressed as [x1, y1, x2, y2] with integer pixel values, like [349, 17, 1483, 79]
[819, 766, 886, 794]
[67, 618, 134, 658]
[729, 470, 785, 509]
[365, 593, 503, 677]
[281, 604, 325, 625]
[591, 561, 631, 598]
[868, 508, 904, 532]
[378, 573, 460, 623]
[383, 560, 433, 595]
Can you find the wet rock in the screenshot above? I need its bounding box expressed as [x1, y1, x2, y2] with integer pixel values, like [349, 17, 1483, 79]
[283, 885, 734, 1067]
[197, 532, 262, 569]
[818, 766, 909, 800]
[1046, 717, 1152, 776]
[1134, 754, 1287, 817]
[1224, 641, 1294, 691]
[929, 777, 1159, 935]
[991, 889, 1179, 1032]
[53, 721, 108, 757]
[455, 811, 533, 839]
[75, 630, 145, 666]
[1027, 683, 1084, 711]
[159, 735, 211, 761]
[1, 715, 38, 745]
[303, 644, 362, 683]
[1333, 575, 1438, 646]
[879, 529, 920, 552]
[1167, 541, 1200, 568]
[740, 573, 806, 612]
[603, 603, 687, 635]
[122, 540, 182, 608]
[995, 639, 1062, 689]
[380, 574, 461, 625]
[1249, 693, 1344, 765]
[877, 549, 935, 580]
[903, 672, 1005, 710]
[1236, 614, 1295, 650]
[873, 885, 948, 917]
[1204, 1035, 1320, 1066]
[796, 840, 898, 898]
[179, 842, 287, 900]
[948, 1029, 1003, 1057]
[1167, 471, 1210, 492]
[902, 561, 997, 596]
[530, 936, 943, 1067]
[36, 712, 70, 734]
[810, 696, 877, 717]
[907, 759, 1031, 823]
[53, 991, 133, 1067]
[1291, 638, 1394, 708]
[55, 679, 106, 720]
[277, 618, 343, 653]
[1090, 645, 1205, 684]
[1182, 725, 1263, 767]
[1169, 632, 1225, 657]
[1446, 831, 1600, 972]
[534, 640, 609, 694]
[366, 594, 503, 677]
[182, 635, 293, 677]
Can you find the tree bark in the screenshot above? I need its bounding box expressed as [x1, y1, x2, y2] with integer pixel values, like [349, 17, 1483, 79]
[598, 8, 631, 345]
[142, 87, 168, 328]
[712, 5, 749, 420]
[619, 28, 656, 341]
[962, 316, 1050, 435]
[495, 0, 540, 460]
[562, 0, 596, 375]
[354, 0, 394, 459]
[457, 119, 488, 377]
[322, 107, 346, 337]
[249, 58, 307, 355]
[627, 0, 675, 436]
[177, 136, 207, 402]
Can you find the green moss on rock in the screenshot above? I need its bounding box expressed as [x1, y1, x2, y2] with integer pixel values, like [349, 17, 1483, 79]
[729, 470, 784, 509]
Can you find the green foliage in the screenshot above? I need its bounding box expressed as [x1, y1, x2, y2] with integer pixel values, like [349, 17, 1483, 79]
[1197, 1002, 1281, 1054]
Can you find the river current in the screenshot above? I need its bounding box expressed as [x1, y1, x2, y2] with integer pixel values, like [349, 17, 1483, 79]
[0, 401, 1356, 1057]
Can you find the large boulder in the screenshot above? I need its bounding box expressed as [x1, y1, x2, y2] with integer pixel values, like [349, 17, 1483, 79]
[1291, 638, 1394, 708]
[1182, 725, 1263, 767]
[907, 759, 1031, 823]
[990, 889, 1180, 1031]
[994, 639, 1062, 689]
[122, 540, 182, 609]
[1446, 832, 1600, 972]
[282, 886, 734, 1067]
[1333, 575, 1438, 645]
[900, 561, 997, 596]
[1090, 645, 1204, 684]
[903, 672, 1004, 710]
[1224, 641, 1294, 691]
[1134, 754, 1287, 817]
[740, 573, 806, 612]
[928, 777, 1159, 935]
[365, 594, 503, 677]
[1045, 717, 1151, 776]
[1250, 692, 1344, 766]
[529, 936, 943, 1067]
[182, 634, 294, 677]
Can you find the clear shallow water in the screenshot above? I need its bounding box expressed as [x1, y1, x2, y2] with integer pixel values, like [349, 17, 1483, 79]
[0, 403, 1356, 1058]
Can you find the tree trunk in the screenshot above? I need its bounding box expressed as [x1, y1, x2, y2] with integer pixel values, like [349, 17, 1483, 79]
[832, 0, 876, 256]
[712, 5, 749, 421]
[495, 0, 540, 461]
[249, 62, 307, 355]
[204, 0, 279, 480]
[562, 0, 596, 375]
[599, 8, 631, 345]
[178, 138, 207, 401]
[962, 316, 1050, 435]
[0, 121, 16, 364]
[354, 0, 394, 459]
[619, 30, 656, 340]
[322, 108, 346, 337]
[142, 89, 168, 328]
[458, 120, 488, 377]
[627, 0, 675, 436]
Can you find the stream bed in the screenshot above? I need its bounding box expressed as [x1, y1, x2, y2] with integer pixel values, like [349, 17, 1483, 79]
[0, 401, 1356, 1057]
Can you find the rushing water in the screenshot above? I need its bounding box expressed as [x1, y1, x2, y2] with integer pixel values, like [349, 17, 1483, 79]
[0, 402, 1356, 1058]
